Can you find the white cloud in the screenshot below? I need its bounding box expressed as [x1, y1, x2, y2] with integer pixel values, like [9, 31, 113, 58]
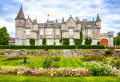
[1, 0, 120, 37]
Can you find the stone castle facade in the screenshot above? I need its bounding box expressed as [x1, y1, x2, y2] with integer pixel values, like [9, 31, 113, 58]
[15, 6, 114, 47]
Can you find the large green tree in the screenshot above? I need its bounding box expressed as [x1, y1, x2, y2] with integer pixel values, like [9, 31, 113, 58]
[80, 28, 83, 45]
[0, 27, 9, 45]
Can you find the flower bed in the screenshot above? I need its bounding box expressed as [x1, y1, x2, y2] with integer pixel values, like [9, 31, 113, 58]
[0, 66, 91, 77]
[84, 61, 120, 76]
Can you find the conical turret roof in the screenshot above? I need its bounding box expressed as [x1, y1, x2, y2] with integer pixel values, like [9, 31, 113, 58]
[15, 5, 25, 20]
[96, 13, 101, 22]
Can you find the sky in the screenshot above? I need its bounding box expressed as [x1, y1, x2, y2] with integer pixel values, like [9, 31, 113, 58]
[0, 0, 120, 37]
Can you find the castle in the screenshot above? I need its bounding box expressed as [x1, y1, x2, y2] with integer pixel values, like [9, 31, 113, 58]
[15, 6, 114, 47]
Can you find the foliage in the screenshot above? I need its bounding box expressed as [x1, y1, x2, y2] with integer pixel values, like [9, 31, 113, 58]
[97, 41, 100, 45]
[110, 59, 120, 69]
[83, 55, 104, 61]
[51, 55, 61, 61]
[117, 32, 120, 37]
[0, 45, 105, 49]
[51, 63, 60, 68]
[0, 66, 92, 77]
[85, 38, 92, 45]
[80, 28, 83, 45]
[114, 35, 120, 45]
[0, 27, 9, 45]
[42, 56, 52, 68]
[78, 45, 105, 49]
[5, 56, 28, 61]
[24, 57, 27, 63]
[59, 37, 62, 43]
[63, 38, 69, 45]
[84, 61, 118, 76]
[42, 38, 46, 46]
[105, 49, 113, 56]
[74, 39, 80, 45]
[29, 38, 35, 46]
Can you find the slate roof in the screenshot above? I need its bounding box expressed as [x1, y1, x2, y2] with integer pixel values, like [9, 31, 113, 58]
[15, 6, 25, 20]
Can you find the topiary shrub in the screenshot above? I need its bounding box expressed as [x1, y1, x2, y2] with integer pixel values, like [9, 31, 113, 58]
[42, 56, 52, 68]
[105, 49, 113, 56]
[29, 38, 35, 46]
[97, 41, 100, 45]
[24, 57, 27, 63]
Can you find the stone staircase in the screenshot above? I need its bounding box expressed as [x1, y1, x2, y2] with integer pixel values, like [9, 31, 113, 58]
[63, 50, 73, 58]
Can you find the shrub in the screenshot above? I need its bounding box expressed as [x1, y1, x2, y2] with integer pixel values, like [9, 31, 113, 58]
[63, 38, 69, 45]
[51, 55, 61, 61]
[5, 56, 28, 61]
[105, 49, 113, 56]
[85, 38, 92, 45]
[97, 41, 100, 45]
[51, 63, 59, 68]
[84, 61, 113, 76]
[78, 45, 105, 49]
[42, 38, 46, 46]
[83, 55, 104, 61]
[42, 56, 52, 68]
[29, 38, 35, 46]
[24, 57, 27, 63]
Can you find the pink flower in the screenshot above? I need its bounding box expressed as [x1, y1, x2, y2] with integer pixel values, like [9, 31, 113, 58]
[71, 74, 72, 77]
[51, 73, 53, 76]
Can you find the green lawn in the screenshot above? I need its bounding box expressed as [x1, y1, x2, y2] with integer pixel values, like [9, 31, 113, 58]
[0, 57, 84, 68]
[0, 75, 120, 82]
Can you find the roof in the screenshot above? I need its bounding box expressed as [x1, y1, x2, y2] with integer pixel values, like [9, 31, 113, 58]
[15, 5, 25, 20]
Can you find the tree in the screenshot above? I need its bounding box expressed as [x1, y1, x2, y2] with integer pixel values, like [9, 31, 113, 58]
[59, 37, 62, 43]
[117, 32, 120, 37]
[115, 36, 120, 45]
[42, 38, 46, 46]
[0, 27, 9, 45]
[29, 38, 35, 46]
[80, 28, 83, 45]
[74, 39, 80, 45]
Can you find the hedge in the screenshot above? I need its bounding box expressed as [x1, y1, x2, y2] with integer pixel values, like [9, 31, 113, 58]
[78, 45, 105, 49]
[0, 45, 105, 49]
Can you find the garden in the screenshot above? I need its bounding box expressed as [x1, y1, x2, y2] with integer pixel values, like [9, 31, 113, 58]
[0, 49, 120, 81]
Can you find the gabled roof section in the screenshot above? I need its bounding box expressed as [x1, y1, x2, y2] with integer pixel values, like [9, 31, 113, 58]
[15, 5, 25, 20]
[66, 15, 76, 23]
[96, 13, 101, 22]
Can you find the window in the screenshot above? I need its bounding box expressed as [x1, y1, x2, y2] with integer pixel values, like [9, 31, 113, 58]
[26, 39, 29, 45]
[40, 29, 43, 35]
[56, 39, 60, 45]
[56, 29, 60, 35]
[40, 39, 42, 45]
[26, 29, 30, 35]
[88, 29, 90, 35]
[69, 29, 73, 35]
[47, 29, 52, 35]
[93, 30, 94, 35]
[47, 39, 53, 45]
[69, 39, 74, 45]
[83, 30, 84, 35]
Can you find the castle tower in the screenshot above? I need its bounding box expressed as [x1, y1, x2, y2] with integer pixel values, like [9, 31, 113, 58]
[96, 13, 101, 27]
[15, 5, 26, 45]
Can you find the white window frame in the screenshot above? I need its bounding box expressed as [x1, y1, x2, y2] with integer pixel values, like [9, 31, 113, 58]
[69, 39, 74, 45]
[26, 39, 29, 45]
[26, 29, 30, 35]
[56, 29, 60, 35]
[40, 39, 42, 45]
[47, 29, 52, 35]
[56, 39, 60, 45]
[40, 29, 43, 35]
[93, 30, 94, 35]
[69, 29, 73, 35]
[88, 29, 90, 35]
[47, 39, 53, 45]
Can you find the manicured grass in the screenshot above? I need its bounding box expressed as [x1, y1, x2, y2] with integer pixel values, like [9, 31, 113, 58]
[0, 75, 120, 82]
[0, 57, 84, 68]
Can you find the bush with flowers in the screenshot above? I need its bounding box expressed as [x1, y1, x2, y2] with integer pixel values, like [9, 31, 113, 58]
[0, 65, 92, 77]
[84, 61, 120, 76]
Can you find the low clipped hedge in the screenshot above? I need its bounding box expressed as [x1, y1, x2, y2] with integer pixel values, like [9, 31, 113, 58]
[0, 45, 105, 49]
[78, 45, 105, 49]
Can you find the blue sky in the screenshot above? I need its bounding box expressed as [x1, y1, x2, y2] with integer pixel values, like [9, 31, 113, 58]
[0, 0, 120, 37]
